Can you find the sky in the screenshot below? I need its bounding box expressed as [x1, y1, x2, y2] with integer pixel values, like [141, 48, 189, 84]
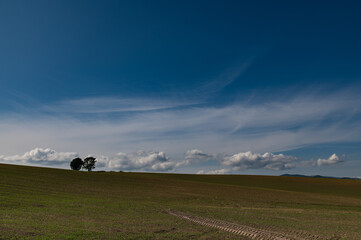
[1, 0, 361, 177]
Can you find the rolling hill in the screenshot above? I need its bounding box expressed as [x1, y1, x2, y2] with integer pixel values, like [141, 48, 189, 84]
[1, 163, 360, 239]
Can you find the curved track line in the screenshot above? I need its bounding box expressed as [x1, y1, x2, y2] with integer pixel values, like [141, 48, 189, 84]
[164, 209, 323, 240]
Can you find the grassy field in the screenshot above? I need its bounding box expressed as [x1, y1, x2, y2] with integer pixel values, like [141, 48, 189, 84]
[1, 163, 361, 239]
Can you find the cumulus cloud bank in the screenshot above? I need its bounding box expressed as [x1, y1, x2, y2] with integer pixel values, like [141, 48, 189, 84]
[0, 148, 345, 173]
[194, 150, 345, 173]
[221, 151, 297, 171]
[185, 149, 215, 162]
[107, 150, 187, 171]
[0, 148, 78, 166]
[0, 148, 188, 172]
[317, 153, 342, 166]
[197, 169, 230, 175]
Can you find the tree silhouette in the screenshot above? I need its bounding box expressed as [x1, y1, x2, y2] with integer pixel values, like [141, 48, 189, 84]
[70, 157, 83, 170]
[82, 157, 96, 172]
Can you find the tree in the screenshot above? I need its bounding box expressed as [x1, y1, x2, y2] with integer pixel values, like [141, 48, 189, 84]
[70, 157, 83, 170]
[82, 156, 96, 172]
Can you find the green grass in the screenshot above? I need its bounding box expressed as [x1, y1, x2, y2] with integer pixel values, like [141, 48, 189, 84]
[1, 163, 361, 239]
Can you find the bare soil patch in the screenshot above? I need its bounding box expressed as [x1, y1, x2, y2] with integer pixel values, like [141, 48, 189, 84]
[164, 209, 323, 240]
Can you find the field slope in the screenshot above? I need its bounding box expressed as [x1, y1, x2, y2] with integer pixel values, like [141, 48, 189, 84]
[1, 163, 361, 239]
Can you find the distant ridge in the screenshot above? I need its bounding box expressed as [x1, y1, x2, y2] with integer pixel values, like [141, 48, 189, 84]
[281, 174, 361, 180]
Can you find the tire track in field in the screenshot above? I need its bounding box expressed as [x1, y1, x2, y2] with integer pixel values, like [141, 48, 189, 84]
[164, 209, 323, 240]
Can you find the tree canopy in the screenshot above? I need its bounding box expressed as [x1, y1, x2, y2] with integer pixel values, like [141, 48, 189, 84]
[70, 157, 83, 171]
[82, 157, 96, 172]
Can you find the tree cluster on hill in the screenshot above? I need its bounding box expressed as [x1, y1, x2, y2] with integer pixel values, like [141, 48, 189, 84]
[70, 157, 96, 171]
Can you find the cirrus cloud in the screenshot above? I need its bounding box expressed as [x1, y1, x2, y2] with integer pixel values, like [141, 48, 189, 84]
[1, 87, 361, 158]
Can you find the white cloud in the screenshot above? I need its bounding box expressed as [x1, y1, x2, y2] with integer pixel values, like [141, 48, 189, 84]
[190, 149, 299, 172]
[222, 151, 297, 171]
[107, 150, 186, 171]
[197, 169, 230, 174]
[93, 155, 108, 168]
[0, 148, 78, 166]
[317, 153, 342, 166]
[185, 149, 215, 162]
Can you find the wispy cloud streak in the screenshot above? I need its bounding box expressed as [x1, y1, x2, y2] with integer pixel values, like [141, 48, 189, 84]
[42, 97, 199, 114]
[0, 88, 360, 160]
[199, 58, 256, 95]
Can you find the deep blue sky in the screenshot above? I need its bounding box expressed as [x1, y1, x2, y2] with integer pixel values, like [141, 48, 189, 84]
[1, 0, 361, 176]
